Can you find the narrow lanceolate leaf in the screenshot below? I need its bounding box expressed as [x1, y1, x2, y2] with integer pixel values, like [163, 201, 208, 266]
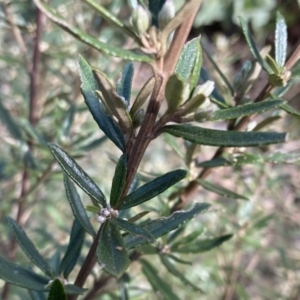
[239, 18, 272, 73]
[170, 228, 204, 249]
[113, 218, 155, 243]
[190, 41, 203, 91]
[0, 100, 23, 141]
[280, 103, 300, 119]
[47, 279, 66, 300]
[64, 285, 86, 295]
[78, 56, 125, 152]
[211, 99, 285, 121]
[141, 259, 180, 300]
[165, 74, 185, 113]
[197, 179, 248, 200]
[118, 169, 187, 210]
[172, 234, 233, 253]
[125, 203, 210, 248]
[33, 0, 152, 62]
[6, 217, 54, 278]
[116, 63, 134, 107]
[0, 256, 50, 291]
[252, 116, 282, 131]
[48, 143, 106, 206]
[59, 219, 85, 278]
[275, 13, 287, 68]
[97, 221, 130, 278]
[175, 37, 200, 82]
[163, 125, 287, 147]
[159, 255, 203, 292]
[110, 154, 127, 207]
[128, 211, 150, 223]
[64, 175, 96, 237]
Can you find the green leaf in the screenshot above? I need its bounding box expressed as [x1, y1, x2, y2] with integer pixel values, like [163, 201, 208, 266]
[64, 285, 86, 295]
[59, 219, 85, 278]
[252, 116, 282, 131]
[275, 13, 287, 68]
[6, 217, 55, 278]
[116, 63, 134, 107]
[118, 169, 187, 210]
[128, 211, 150, 223]
[47, 279, 66, 300]
[61, 104, 76, 138]
[78, 56, 125, 152]
[159, 255, 203, 292]
[190, 41, 203, 91]
[125, 203, 210, 248]
[196, 157, 231, 168]
[77, 136, 107, 152]
[280, 103, 300, 119]
[164, 133, 185, 159]
[113, 218, 155, 243]
[97, 221, 130, 278]
[170, 228, 204, 249]
[172, 234, 233, 253]
[239, 18, 272, 73]
[141, 259, 180, 300]
[48, 143, 107, 206]
[149, 0, 166, 27]
[0, 256, 50, 291]
[0, 99, 23, 141]
[165, 74, 185, 113]
[33, 0, 152, 62]
[175, 37, 200, 82]
[197, 179, 248, 200]
[163, 125, 287, 147]
[211, 100, 285, 121]
[64, 174, 96, 237]
[110, 154, 127, 207]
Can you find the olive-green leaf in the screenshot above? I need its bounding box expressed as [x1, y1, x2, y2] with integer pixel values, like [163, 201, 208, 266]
[118, 169, 187, 210]
[141, 259, 180, 300]
[47, 279, 66, 300]
[197, 179, 248, 200]
[59, 219, 85, 278]
[97, 221, 130, 278]
[0, 256, 50, 291]
[190, 41, 203, 91]
[175, 37, 200, 82]
[125, 203, 210, 248]
[64, 175, 96, 237]
[275, 13, 287, 68]
[211, 99, 285, 121]
[116, 63, 134, 107]
[159, 255, 203, 292]
[239, 17, 272, 73]
[163, 125, 287, 147]
[165, 74, 185, 113]
[110, 154, 127, 207]
[33, 0, 152, 62]
[280, 103, 300, 119]
[6, 217, 55, 278]
[172, 234, 233, 253]
[113, 218, 155, 243]
[78, 56, 125, 152]
[48, 143, 106, 206]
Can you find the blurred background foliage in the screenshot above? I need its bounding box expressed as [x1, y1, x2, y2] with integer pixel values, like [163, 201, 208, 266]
[0, 0, 300, 299]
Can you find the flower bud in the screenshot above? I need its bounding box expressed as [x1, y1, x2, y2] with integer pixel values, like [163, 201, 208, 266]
[97, 215, 106, 224]
[158, 0, 175, 29]
[192, 80, 215, 98]
[132, 5, 150, 35]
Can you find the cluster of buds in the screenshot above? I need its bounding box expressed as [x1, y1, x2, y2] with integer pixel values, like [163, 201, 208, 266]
[97, 204, 119, 224]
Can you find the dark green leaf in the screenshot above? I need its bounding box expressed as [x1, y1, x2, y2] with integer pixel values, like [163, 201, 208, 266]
[165, 74, 185, 113]
[97, 221, 130, 278]
[170, 228, 204, 249]
[275, 13, 287, 67]
[29, 290, 46, 300]
[118, 169, 187, 210]
[128, 211, 150, 223]
[0, 256, 50, 291]
[197, 179, 248, 200]
[149, 0, 166, 27]
[33, 0, 152, 62]
[163, 125, 287, 147]
[110, 154, 127, 207]
[59, 219, 85, 278]
[0, 100, 23, 141]
[190, 41, 203, 91]
[116, 63, 134, 107]
[280, 103, 300, 119]
[78, 56, 125, 152]
[64, 175, 96, 237]
[176, 37, 200, 82]
[160, 255, 203, 292]
[141, 259, 180, 300]
[125, 203, 210, 248]
[196, 157, 231, 168]
[211, 100, 284, 121]
[6, 217, 54, 278]
[173, 234, 233, 253]
[49, 143, 106, 206]
[239, 18, 272, 73]
[113, 218, 155, 243]
[64, 285, 86, 295]
[47, 279, 66, 300]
